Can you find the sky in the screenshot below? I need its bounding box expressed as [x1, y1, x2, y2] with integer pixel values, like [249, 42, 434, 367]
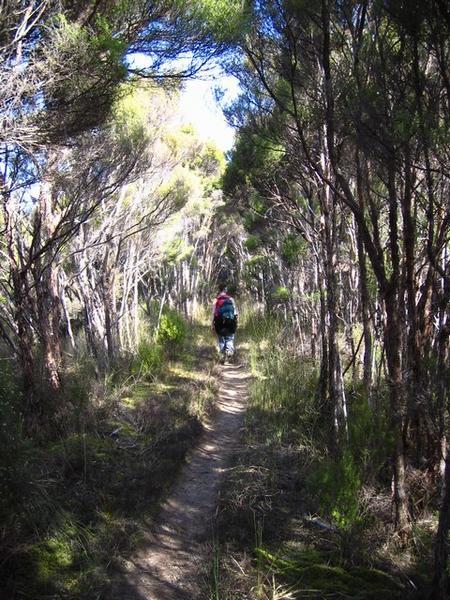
[178, 73, 240, 153]
[127, 53, 240, 154]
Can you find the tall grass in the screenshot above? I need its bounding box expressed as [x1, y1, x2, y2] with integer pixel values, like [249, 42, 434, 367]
[214, 312, 409, 599]
[244, 313, 320, 450]
[244, 313, 393, 529]
[0, 311, 216, 599]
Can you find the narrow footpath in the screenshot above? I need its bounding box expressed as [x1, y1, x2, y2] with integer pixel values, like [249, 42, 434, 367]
[111, 362, 251, 600]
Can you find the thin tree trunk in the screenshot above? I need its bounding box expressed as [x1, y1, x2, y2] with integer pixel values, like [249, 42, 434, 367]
[356, 226, 373, 401]
[36, 262, 63, 392]
[60, 281, 76, 350]
[320, 150, 347, 442]
[317, 257, 329, 421]
[430, 435, 450, 600]
[133, 273, 139, 346]
[33, 178, 63, 393]
[101, 249, 116, 367]
[12, 268, 36, 407]
[385, 165, 410, 530]
[384, 292, 410, 530]
[355, 156, 374, 400]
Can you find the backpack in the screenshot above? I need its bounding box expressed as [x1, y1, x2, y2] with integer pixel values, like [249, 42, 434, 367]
[214, 294, 237, 335]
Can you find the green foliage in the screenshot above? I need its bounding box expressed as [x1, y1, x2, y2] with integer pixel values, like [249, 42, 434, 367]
[243, 254, 271, 279]
[308, 449, 362, 529]
[92, 14, 128, 63]
[11, 501, 140, 597]
[32, 534, 74, 585]
[167, 125, 203, 166]
[347, 390, 392, 482]
[134, 340, 163, 378]
[182, 0, 251, 43]
[244, 234, 261, 252]
[248, 190, 266, 214]
[270, 286, 290, 304]
[163, 236, 195, 264]
[64, 356, 97, 406]
[243, 310, 280, 342]
[243, 137, 286, 177]
[245, 315, 390, 537]
[0, 361, 22, 455]
[159, 172, 196, 212]
[304, 289, 321, 304]
[156, 309, 187, 355]
[193, 141, 226, 177]
[41, 14, 127, 135]
[1, 322, 213, 598]
[0, 362, 29, 523]
[223, 131, 284, 195]
[246, 315, 319, 446]
[305, 393, 391, 530]
[243, 210, 260, 232]
[273, 77, 294, 110]
[281, 233, 306, 266]
[111, 81, 163, 144]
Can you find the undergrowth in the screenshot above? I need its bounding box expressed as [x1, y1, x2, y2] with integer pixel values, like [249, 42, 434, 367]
[211, 314, 434, 600]
[0, 316, 216, 599]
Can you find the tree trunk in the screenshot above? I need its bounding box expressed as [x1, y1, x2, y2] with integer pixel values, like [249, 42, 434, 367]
[317, 260, 329, 415]
[357, 230, 373, 397]
[430, 435, 450, 600]
[33, 177, 63, 394]
[384, 165, 410, 530]
[101, 249, 116, 367]
[12, 268, 36, 407]
[384, 291, 409, 530]
[35, 261, 63, 392]
[402, 150, 426, 467]
[320, 146, 347, 443]
[311, 258, 320, 359]
[355, 157, 373, 401]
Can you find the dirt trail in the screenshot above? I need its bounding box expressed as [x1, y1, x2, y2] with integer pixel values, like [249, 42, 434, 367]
[111, 362, 251, 600]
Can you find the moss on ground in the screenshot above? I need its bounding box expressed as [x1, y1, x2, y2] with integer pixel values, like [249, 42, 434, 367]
[256, 548, 405, 599]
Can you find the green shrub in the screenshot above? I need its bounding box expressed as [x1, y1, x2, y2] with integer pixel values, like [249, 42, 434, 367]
[246, 318, 319, 446]
[0, 361, 22, 452]
[271, 286, 290, 304]
[156, 309, 187, 355]
[63, 357, 95, 410]
[347, 389, 392, 483]
[0, 362, 29, 522]
[244, 234, 261, 253]
[134, 339, 163, 377]
[281, 233, 306, 265]
[307, 449, 363, 529]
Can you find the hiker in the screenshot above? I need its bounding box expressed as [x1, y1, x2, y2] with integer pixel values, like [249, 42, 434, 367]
[212, 283, 238, 362]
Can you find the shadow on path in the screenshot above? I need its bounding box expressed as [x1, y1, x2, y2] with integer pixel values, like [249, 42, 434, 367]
[109, 363, 251, 599]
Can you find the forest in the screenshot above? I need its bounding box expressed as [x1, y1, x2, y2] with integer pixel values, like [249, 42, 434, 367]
[0, 1, 449, 599]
